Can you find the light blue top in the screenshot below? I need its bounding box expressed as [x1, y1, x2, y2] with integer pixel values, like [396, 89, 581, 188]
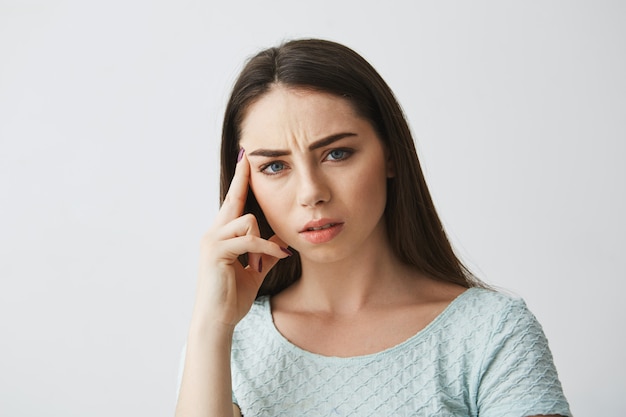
[230, 288, 571, 416]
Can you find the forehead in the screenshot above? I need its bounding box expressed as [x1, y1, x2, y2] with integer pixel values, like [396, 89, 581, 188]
[239, 86, 364, 146]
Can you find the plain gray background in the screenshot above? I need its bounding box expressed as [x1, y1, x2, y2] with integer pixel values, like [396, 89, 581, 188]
[1, 1, 624, 416]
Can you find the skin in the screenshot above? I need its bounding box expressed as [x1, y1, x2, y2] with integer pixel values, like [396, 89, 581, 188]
[175, 132, 290, 417]
[175, 84, 562, 417]
[239, 86, 465, 356]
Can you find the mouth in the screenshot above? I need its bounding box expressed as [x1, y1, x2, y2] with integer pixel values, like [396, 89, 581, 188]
[305, 223, 339, 231]
[299, 219, 343, 233]
[299, 219, 344, 244]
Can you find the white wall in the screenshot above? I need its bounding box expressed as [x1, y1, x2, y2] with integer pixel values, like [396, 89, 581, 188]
[1, 1, 624, 415]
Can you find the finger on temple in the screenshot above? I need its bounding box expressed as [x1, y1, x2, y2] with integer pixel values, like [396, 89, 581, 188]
[214, 149, 250, 226]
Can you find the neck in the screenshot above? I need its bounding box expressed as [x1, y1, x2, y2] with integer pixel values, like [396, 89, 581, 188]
[287, 235, 422, 315]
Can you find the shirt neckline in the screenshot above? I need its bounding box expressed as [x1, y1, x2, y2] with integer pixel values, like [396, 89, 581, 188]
[258, 287, 479, 363]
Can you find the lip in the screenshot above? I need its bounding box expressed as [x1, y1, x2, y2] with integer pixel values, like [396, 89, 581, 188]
[299, 219, 344, 244]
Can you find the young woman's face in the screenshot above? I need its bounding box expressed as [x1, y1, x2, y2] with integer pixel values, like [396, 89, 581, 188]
[239, 86, 394, 264]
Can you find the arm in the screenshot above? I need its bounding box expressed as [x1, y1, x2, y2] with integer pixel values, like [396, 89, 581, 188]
[175, 150, 288, 417]
[175, 321, 235, 417]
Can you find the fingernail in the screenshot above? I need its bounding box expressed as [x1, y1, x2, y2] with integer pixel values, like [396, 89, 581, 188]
[280, 247, 293, 256]
[237, 148, 245, 163]
[258, 257, 263, 273]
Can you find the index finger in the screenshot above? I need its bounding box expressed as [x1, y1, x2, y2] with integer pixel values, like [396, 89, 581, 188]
[214, 148, 250, 226]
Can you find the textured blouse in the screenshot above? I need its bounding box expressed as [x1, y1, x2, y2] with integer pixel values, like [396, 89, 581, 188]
[230, 287, 571, 416]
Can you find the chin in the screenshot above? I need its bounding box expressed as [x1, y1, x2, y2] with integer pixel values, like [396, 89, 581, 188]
[295, 244, 351, 265]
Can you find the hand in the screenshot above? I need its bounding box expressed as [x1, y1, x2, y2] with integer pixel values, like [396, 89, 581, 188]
[192, 149, 290, 329]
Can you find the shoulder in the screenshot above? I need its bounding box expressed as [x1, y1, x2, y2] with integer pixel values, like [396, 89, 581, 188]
[457, 286, 524, 307]
[455, 289, 559, 385]
[437, 287, 544, 349]
[463, 290, 572, 416]
[451, 287, 530, 324]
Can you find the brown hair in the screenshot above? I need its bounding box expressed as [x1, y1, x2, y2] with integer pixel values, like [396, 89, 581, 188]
[220, 39, 484, 296]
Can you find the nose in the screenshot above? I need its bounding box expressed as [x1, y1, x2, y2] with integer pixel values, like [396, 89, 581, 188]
[296, 167, 331, 208]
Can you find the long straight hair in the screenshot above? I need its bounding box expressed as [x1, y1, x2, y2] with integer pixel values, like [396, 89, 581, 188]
[220, 39, 484, 296]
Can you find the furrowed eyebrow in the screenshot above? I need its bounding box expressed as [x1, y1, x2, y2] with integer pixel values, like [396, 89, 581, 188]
[247, 148, 290, 157]
[247, 132, 357, 157]
[309, 132, 357, 150]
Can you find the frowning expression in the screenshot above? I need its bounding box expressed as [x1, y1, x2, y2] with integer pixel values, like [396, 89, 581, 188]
[239, 86, 393, 264]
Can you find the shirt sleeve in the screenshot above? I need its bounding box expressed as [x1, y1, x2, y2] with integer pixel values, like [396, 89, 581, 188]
[476, 298, 571, 417]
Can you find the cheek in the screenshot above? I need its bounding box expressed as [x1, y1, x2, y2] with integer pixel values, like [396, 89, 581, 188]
[358, 176, 387, 212]
[249, 178, 290, 229]
[349, 159, 388, 205]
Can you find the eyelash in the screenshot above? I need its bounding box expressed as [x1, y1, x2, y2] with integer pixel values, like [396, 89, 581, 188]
[259, 148, 354, 176]
[260, 161, 287, 175]
[326, 148, 352, 161]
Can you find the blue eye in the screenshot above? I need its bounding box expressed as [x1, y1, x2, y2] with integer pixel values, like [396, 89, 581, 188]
[326, 149, 351, 161]
[261, 161, 285, 175]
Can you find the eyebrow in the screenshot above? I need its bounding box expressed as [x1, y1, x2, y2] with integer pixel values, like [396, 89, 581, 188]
[247, 132, 357, 157]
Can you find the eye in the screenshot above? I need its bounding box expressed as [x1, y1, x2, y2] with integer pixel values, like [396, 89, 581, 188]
[260, 161, 286, 175]
[325, 148, 353, 161]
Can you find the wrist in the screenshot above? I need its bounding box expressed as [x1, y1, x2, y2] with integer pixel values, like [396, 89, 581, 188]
[188, 314, 236, 343]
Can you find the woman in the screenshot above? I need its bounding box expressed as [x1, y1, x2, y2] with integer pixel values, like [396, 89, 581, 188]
[175, 39, 571, 417]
